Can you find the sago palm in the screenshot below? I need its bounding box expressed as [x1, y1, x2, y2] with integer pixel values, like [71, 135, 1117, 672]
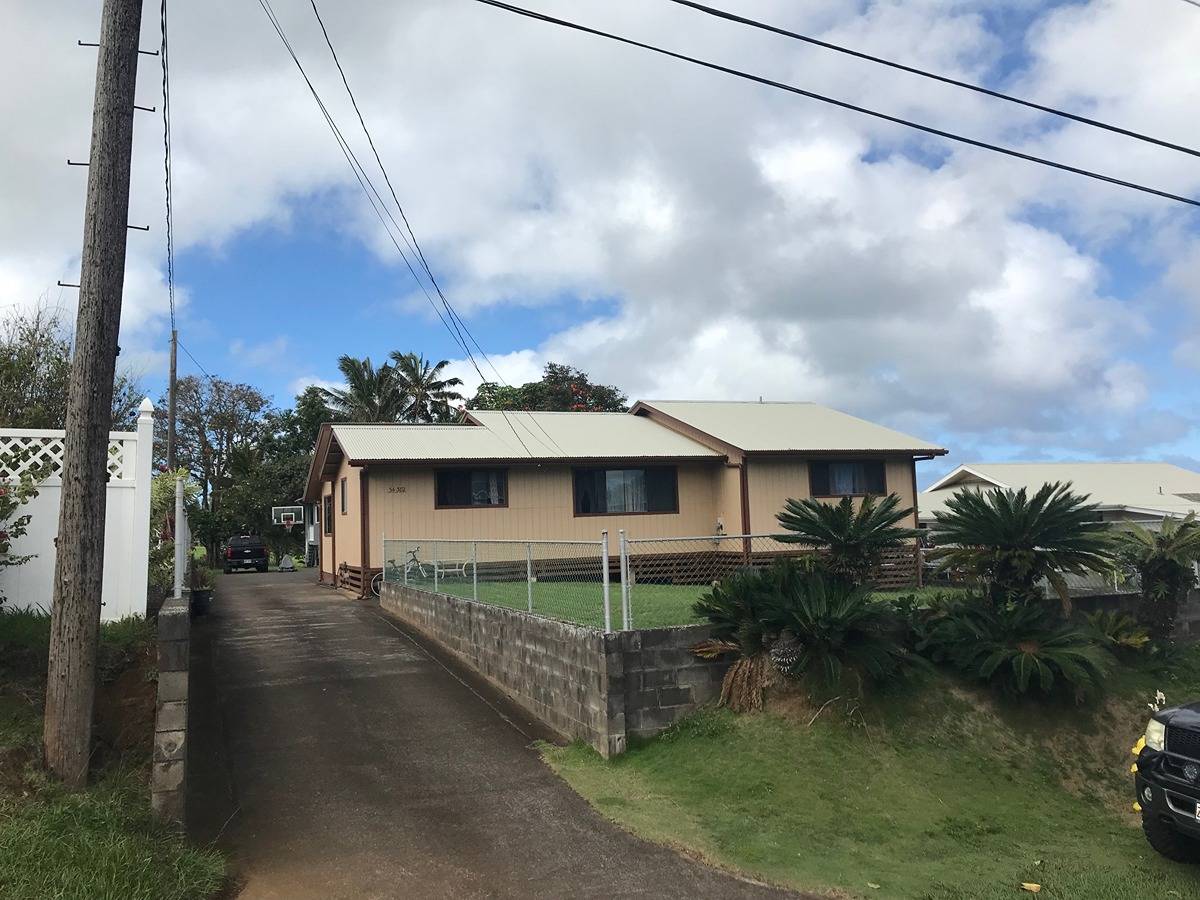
[930, 481, 1111, 613]
[1113, 514, 1200, 642]
[391, 352, 465, 423]
[776, 493, 919, 585]
[318, 355, 403, 422]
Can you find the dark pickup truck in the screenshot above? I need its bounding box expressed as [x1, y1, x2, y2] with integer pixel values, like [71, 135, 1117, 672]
[223, 535, 269, 574]
[1136, 702, 1200, 862]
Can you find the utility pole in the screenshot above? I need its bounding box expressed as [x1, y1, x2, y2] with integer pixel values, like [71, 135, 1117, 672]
[44, 0, 144, 788]
[167, 328, 177, 469]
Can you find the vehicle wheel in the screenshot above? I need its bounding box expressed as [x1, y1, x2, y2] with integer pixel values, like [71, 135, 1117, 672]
[1143, 815, 1200, 863]
[258, 564, 268, 573]
[223, 567, 231, 575]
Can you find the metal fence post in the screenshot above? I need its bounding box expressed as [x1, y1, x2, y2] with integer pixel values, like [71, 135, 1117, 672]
[619, 529, 631, 630]
[403, 540, 409, 586]
[601, 531, 611, 633]
[472, 541, 478, 602]
[526, 542, 534, 613]
[433, 541, 439, 592]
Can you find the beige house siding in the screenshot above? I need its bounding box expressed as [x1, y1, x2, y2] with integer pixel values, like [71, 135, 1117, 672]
[364, 462, 723, 567]
[320, 480, 334, 580]
[747, 456, 919, 533]
[334, 456, 362, 571]
[715, 465, 745, 534]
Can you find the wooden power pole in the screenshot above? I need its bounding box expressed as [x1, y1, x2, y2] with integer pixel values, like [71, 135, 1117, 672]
[44, 0, 145, 787]
[167, 328, 177, 470]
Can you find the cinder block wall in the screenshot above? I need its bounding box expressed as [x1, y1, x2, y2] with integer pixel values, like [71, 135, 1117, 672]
[380, 584, 727, 756]
[152, 596, 190, 824]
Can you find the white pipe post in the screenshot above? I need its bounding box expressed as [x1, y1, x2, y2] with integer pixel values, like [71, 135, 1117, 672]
[433, 541, 439, 592]
[526, 542, 533, 613]
[601, 531, 611, 633]
[619, 529, 631, 630]
[173, 475, 184, 600]
[472, 541, 478, 602]
[403, 541, 409, 587]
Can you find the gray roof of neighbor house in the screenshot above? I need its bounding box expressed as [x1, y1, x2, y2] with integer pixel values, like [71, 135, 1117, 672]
[920, 462, 1200, 522]
[329, 412, 724, 462]
[632, 400, 946, 455]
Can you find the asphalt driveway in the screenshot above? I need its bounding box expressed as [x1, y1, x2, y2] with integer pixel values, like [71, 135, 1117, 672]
[188, 571, 799, 899]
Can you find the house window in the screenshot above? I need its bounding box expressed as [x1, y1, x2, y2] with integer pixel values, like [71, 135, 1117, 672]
[809, 460, 886, 497]
[340, 477, 347, 514]
[435, 469, 508, 508]
[323, 495, 333, 534]
[573, 467, 678, 515]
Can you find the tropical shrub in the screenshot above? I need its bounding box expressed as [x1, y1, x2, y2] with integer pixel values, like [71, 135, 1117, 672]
[1113, 514, 1200, 643]
[1086, 609, 1150, 657]
[930, 481, 1112, 613]
[692, 561, 917, 708]
[776, 493, 919, 585]
[0, 448, 52, 608]
[918, 601, 1112, 699]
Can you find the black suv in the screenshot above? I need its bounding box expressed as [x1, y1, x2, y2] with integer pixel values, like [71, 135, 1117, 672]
[223, 535, 269, 574]
[1136, 703, 1200, 861]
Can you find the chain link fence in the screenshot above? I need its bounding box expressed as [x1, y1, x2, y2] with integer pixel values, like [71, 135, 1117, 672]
[382, 537, 616, 630]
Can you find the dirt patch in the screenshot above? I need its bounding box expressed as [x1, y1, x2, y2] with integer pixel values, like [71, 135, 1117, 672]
[93, 647, 156, 764]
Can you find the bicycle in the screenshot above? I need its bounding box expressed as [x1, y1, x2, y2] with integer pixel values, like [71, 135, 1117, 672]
[371, 547, 427, 596]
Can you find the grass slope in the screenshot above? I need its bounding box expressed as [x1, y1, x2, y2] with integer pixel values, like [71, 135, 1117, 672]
[0, 609, 225, 900]
[543, 658, 1200, 899]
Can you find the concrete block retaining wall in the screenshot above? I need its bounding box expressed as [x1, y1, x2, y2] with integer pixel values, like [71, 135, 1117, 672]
[151, 597, 189, 824]
[380, 583, 728, 756]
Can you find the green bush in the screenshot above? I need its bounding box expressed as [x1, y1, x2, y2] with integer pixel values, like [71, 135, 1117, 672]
[776, 493, 919, 585]
[918, 601, 1112, 699]
[1085, 609, 1150, 657]
[692, 561, 918, 703]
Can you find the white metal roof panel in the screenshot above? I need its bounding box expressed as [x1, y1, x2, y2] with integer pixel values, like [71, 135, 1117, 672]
[639, 401, 944, 454]
[330, 412, 722, 462]
[919, 462, 1200, 521]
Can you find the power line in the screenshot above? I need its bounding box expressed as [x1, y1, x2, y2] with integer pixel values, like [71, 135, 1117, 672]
[1178, 0, 1200, 9]
[665, 0, 1200, 161]
[304, 0, 568, 457]
[176, 338, 214, 380]
[159, 0, 176, 328]
[471, 0, 1200, 209]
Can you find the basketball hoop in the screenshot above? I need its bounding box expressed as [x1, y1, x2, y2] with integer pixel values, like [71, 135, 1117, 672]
[281, 513, 296, 534]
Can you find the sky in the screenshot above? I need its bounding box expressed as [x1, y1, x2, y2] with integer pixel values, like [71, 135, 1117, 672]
[3, 0, 1200, 486]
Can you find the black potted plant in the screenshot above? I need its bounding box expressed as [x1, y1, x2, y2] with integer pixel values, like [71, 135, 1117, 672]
[189, 561, 214, 616]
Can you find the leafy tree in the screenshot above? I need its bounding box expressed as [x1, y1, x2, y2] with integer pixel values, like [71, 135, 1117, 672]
[0, 304, 143, 430]
[930, 482, 1112, 613]
[1114, 514, 1200, 643]
[467, 363, 627, 412]
[390, 352, 464, 423]
[318, 355, 402, 423]
[154, 375, 273, 514]
[776, 493, 919, 585]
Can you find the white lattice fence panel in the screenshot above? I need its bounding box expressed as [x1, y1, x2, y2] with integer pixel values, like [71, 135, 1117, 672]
[0, 432, 134, 483]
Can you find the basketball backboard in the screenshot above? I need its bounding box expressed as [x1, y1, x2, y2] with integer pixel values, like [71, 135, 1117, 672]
[271, 505, 305, 528]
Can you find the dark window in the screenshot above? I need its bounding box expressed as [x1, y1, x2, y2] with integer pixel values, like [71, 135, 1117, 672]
[573, 467, 678, 515]
[809, 460, 886, 497]
[435, 469, 508, 508]
[229, 535, 265, 549]
[323, 495, 333, 535]
[340, 477, 347, 514]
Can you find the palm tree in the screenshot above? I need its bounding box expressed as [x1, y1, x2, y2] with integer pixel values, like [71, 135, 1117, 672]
[1114, 514, 1200, 643]
[931, 481, 1112, 613]
[318, 355, 402, 423]
[776, 493, 920, 585]
[390, 352, 464, 423]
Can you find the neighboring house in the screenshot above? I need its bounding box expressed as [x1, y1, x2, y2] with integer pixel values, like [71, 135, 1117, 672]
[920, 462, 1200, 527]
[303, 400, 946, 594]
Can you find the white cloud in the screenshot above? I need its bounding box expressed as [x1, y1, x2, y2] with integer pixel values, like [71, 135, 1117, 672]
[3, 0, 1199, 461]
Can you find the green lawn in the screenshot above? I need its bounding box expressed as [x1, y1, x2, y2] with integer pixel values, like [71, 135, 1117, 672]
[542, 658, 1200, 899]
[402, 576, 962, 630]
[0, 608, 225, 900]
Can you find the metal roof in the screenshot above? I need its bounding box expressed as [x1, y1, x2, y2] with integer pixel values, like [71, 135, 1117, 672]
[330, 411, 723, 462]
[920, 462, 1200, 522]
[635, 400, 946, 454]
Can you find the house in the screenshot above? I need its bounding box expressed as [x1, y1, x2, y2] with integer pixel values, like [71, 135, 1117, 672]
[919, 462, 1200, 526]
[303, 400, 947, 595]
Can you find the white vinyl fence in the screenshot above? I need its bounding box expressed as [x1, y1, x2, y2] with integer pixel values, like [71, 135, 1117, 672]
[0, 400, 154, 621]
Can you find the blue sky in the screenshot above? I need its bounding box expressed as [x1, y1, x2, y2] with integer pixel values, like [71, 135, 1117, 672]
[4, 0, 1200, 488]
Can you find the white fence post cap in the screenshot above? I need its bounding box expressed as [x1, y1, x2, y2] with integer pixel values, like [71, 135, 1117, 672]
[138, 397, 154, 415]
